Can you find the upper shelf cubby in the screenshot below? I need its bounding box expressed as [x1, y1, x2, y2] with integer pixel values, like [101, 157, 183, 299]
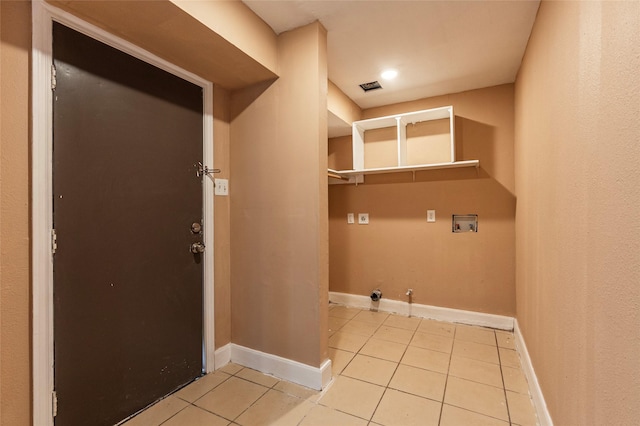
[354, 106, 456, 170]
[328, 105, 479, 184]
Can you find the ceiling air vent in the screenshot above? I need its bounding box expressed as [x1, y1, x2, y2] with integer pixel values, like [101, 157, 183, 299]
[359, 81, 382, 92]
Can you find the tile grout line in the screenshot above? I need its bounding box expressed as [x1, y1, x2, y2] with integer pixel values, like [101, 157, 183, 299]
[187, 374, 245, 424]
[436, 323, 457, 426]
[188, 368, 279, 425]
[337, 311, 466, 425]
[228, 370, 287, 424]
[338, 308, 384, 372]
[365, 314, 419, 424]
[348, 308, 388, 423]
[155, 403, 191, 426]
[144, 371, 235, 426]
[189, 368, 239, 423]
[495, 331, 513, 425]
[327, 307, 388, 423]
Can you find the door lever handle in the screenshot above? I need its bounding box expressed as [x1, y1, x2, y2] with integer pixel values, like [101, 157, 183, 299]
[196, 162, 220, 177]
[190, 242, 205, 254]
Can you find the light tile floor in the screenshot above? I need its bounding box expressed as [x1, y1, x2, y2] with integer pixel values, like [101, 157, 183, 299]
[122, 304, 538, 426]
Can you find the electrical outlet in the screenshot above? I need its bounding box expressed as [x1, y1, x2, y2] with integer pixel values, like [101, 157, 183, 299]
[214, 178, 228, 196]
[427, 210, 436, 222]
[347, 213, 355, 224]
[358, 213, 369, 224]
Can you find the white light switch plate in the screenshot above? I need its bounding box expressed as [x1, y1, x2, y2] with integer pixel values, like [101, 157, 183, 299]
[214, 178, 228, 196]
[347, 213, 355, 224]
[358, 213, 369, 224]
[427, 210, 436, 222]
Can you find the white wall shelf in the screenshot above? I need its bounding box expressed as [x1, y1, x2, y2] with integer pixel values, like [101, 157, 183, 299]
[327, 168, 363, 184]
[336, 160, 479, 176]
[328, 105, 479, 184]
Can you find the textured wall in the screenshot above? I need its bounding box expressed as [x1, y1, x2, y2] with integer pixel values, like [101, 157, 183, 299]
[1, 1, 32, 424]
[230, 22, 329, 367]
[171, 0, 277, 75]
[213, 86, 232, 348]
[515, 1, 640, 424]
[327, 80, 361, 128]
[329, 84, 516, 316]
[47, 0, 277, 89]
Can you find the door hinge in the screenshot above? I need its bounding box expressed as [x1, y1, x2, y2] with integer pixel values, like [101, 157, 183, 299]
[51, 229, 57, 255]
[51, 64, 57, 90]
[52, 390, 58, 417]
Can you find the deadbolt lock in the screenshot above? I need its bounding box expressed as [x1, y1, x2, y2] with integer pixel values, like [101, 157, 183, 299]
[191, 222, 202, 234]
[190, 242, 205, 254]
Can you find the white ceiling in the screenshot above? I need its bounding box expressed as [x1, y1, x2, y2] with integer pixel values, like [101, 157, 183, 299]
[244, 0, 539, 114]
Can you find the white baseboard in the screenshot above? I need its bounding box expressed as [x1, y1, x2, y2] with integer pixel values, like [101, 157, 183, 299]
[330, 292, 551, 424]
[514, 320, 553, 426]
[215, 344, 331, 391]
[329, 291, 514, 330]
[214, 343, 231, 370]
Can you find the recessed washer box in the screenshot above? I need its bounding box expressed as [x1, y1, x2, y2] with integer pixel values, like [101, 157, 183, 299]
[452, 214, 477, 233]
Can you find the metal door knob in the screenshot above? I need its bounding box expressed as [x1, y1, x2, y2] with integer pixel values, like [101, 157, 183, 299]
[190, 242, 205, 254]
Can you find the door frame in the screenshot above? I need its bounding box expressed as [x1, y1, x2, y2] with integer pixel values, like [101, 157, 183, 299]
[31, 2, 216, 425]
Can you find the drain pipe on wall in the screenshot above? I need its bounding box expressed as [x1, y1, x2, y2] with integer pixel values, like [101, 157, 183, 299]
[406, 289, 413, 317]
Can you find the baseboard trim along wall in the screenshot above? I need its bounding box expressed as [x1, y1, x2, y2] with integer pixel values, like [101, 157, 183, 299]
[212, 294, 550, 424]
[329, 291, 514, 330]
[514, 320, 554, 426]
[330, 291, 552, 424]
[214, 343, 231, 368]
[214, 343, 332, 391]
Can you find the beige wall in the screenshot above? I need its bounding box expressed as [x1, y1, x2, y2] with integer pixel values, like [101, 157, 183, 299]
[1, 2, 32, 424]
[329, 84, 516, 316]
[514, 1, 640, 424]
[230, 22, 329, 367]
[328, 135, 352, 171]
[213, 86, 232, 347]
[48, 0, 277, 89]
[171, 0, 277, 76]
[328, 80, 361, 126]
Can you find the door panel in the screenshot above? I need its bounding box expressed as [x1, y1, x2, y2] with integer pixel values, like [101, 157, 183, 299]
[52, 23, 204, 426]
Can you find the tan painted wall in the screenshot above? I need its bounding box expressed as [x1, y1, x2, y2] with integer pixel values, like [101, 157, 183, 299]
[329, 84, 516, 316]
[328, 135, 352, 171]
[171, 0, 277, 75]
[230, 22, 329, 367]
[1, 2, 32, 425]
[213, 86, 232, 347]
[48, 0, 277, 89]
[327, 80, 361, 126]
[514, 1, 640, 424]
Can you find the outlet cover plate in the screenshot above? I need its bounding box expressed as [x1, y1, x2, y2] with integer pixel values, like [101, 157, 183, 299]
[214, 178, 228, 196]
[427, 210, 436, 222]
[347, 213, 355, 224]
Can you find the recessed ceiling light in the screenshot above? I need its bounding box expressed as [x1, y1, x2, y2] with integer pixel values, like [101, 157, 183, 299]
[381, 69, 398, 80]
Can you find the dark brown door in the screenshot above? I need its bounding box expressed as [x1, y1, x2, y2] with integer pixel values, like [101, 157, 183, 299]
[52, 23, 204, 426]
